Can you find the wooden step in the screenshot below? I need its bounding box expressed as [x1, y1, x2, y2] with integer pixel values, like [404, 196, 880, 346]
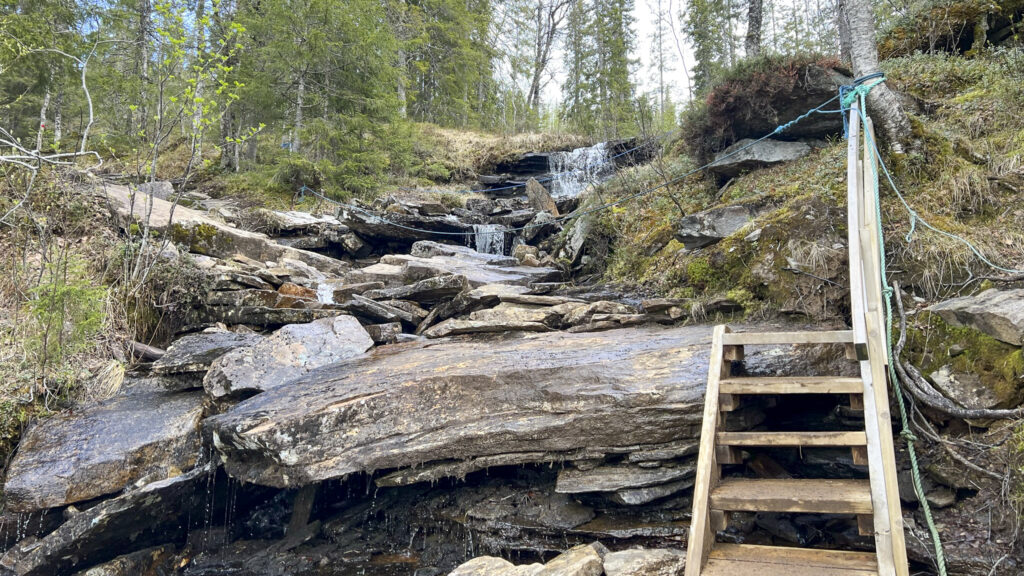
[720, 376, 863, 395]
[721, 330, 854, 346]
[703, 544, 878, 576]
[710, 478, 873, 514]
[717, 431, 867, 447]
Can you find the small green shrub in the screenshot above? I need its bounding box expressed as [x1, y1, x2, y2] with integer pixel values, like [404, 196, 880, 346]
[26, 255, 107, 380]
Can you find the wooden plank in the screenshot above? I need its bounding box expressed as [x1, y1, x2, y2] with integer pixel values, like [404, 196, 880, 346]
[684, 325, 730, 576]
[722, 345, 745, 361]
[710, 478, 873, 514]
[721, 330, 855, 346]
[717, 431, 867, 447]
[852, 445, 869, 466]
[703, 558, 876, 576]
[709, 544, 879, 570]
[720, 376, 863, 395]
[850, 394, 865, 410]
[847, 102, 868, 351]
[857, 113, 906, 576]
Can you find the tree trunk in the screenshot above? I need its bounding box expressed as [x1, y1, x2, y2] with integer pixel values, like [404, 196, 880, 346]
[745, 0, 763, 57]
[838, 0, 912, 150]
[293, 73, 304, 153]
[54, 84, 63, 146]
[36, 79, 51, 153]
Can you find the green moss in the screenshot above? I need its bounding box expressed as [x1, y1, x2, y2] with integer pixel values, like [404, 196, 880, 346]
[905, 312, 1024, 406]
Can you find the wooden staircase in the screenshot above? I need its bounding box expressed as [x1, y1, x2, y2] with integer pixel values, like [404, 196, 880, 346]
[684, 103, 910, 576]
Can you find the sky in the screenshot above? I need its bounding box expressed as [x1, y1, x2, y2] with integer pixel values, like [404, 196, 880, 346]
[536, 0, 697, 112]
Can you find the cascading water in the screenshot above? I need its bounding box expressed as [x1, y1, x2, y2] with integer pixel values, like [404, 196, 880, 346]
[547, 142, 614, 197]
[473, 224, 507, 255]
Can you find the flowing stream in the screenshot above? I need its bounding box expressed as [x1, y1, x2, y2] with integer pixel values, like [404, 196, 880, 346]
[547, 142, 613, 197]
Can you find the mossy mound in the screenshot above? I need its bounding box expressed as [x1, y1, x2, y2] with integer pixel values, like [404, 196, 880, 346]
[680, 55, 849, 164]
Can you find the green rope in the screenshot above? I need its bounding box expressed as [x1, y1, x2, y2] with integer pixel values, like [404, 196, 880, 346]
[856, 91, 948, 576]
[842, 77, 886, 109]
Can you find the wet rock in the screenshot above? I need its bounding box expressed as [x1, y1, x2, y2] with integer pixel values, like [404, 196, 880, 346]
[210, 270, 273, 291]
[362, 274, 468, 305]
[555, 462, 696, 494]
[382, 300, 430, 324]
[2, 465, 210, 576]
[641, 298, 691, 314]
[423, 317, 553, 338]
[675, 204, 758, 249]
[928, 288, 1024, 345]
[206, 288, 282, 308]
[365, 322, 403, 344]
[708, 138, 811, 178]
[0, 509, 65, 553]
[71, 545, 175, 576]
[563, 213, 594, 265]
[410, 241, 517, 265]
[500, 293, 583, 307]
[610, 478, 695, 505]
[602, 548, 686, 576]
[3, 391, 203, 512]
[929, 365, 1002, 410]
[526, 178, 559, 215]
[205, 325, 723, 488]
[539, 542, 607, 576]
[152, 330, 262, 376]
[104, 184, 348, 276]
[204, 315, 372, 399]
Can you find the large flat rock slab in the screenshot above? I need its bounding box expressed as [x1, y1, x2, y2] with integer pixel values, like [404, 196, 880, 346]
[4, 391, 203, 512]
[206, 325, 725, 488]
[102, 184, 348, 276]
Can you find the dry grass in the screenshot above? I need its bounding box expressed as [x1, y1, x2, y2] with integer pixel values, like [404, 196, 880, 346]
[414, 124, 592, 180]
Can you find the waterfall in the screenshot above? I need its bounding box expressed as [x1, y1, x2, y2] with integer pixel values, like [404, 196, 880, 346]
[473, 224, 507, 255]
[548, 142, 613, 197]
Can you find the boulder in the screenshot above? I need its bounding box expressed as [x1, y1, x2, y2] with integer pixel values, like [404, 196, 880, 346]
[602, 549, 686, 576]
[204, 315, 373, 399]
[151, 330, 263, 376]
[103, 184, 348, 276]
[525, 178, 560, 215]
[365, 322, 403, 344]
[521, 211, 561, 244]
[278, 282, 318, 300]
[928, 289, 1024, 345]
[206, 325, 724, 488]
[336, 294, 411, 325]
[200, 306, 338, 327]
[2, 466, 210, 576]
[450, 557, 538, 576]
[3, 390, 203, 512]
[538, 542, 607, 576]
[675, 204, 758, 249]
[708, 138, 812, 178]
